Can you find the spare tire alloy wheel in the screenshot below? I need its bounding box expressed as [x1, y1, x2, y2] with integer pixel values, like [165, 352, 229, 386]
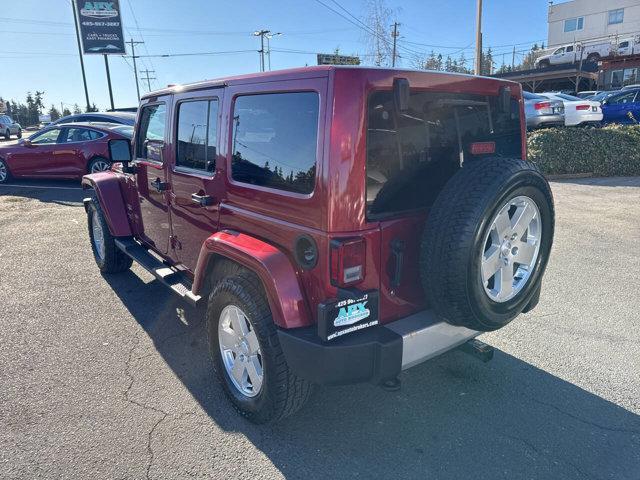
[218, 305, 263, 397]
[481, 196, 541, 302]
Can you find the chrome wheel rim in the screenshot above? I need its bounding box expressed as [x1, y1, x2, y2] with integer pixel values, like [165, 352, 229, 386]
[218, 305, 263, 397]
[91, 160, 111, 173]
[481, 195, 542, 303]
[91, 210, 106, 261]
[0, 162, 7, 182]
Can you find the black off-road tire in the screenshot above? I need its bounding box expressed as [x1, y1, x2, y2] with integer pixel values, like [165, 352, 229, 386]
[86, 195, 133, 273]
[420, 157, 554, 331]
[207, 272, 312, 424]
[0, 158, 11, 183]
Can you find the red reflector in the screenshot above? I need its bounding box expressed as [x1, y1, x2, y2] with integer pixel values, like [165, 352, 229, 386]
[330, 238, 366, 287]
[470, 142, 496, 155]
[576, 104, 591, 110]
[534, 101, 551, 110]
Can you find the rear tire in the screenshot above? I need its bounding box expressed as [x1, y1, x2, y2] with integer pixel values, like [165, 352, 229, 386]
[88, 156, 112, 174]
[586, 53, 600, 64]
[420, 158, 554, 331]
[0, 158, 11, 183]
[4, 129, 10, 140]
[86, 195, 133, 273]
[537, 59, 550, 69]
[207, 272, 312, 423]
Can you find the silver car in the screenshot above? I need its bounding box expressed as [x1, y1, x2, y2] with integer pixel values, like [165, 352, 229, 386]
[523, 92, 565, 129]
[0, 115, 22, 139]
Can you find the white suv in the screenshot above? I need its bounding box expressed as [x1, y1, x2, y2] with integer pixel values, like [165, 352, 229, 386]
[0, 115, 22, 140]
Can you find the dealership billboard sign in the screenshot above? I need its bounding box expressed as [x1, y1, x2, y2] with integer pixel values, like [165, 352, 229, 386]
[74, 1, 126, 55]
[316, 53, 361, 66]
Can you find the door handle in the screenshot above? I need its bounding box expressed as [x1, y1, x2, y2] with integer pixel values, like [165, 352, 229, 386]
[191, 192, 215, 206]
[151, 177, 169, 192]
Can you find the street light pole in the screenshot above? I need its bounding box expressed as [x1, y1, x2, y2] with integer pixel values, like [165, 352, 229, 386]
[127, 39, 144, 101]
[254, 30, 270, 72]
[104, 55, 115, 110]
[474, 0, 483, 75]
[265, 32, 282, 71]
[71, 0, 91, 111]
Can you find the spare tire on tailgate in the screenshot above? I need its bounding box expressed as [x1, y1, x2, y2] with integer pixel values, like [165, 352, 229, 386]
[420, 157, 554, 331]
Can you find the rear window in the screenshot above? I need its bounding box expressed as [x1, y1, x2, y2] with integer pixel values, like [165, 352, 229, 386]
[366, 90, 522, 218]
[231, 92, 319, 195]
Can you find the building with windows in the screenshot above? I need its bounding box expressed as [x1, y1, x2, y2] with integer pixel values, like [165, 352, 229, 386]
[548, 0, 640, 47]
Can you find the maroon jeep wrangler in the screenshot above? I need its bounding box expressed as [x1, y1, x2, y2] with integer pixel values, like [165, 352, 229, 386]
[82, 66, 554, 423]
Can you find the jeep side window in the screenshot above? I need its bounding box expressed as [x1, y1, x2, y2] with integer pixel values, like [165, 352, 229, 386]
[176, 99, 218, 173]
[231, 92, 319, 195]
[136, 103, 166, 160]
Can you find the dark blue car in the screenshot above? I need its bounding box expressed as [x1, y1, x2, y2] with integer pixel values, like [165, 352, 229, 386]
[601, 89, 640, 124]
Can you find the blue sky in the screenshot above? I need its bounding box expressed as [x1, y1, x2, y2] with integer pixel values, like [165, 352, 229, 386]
[0, 0, 551, 111]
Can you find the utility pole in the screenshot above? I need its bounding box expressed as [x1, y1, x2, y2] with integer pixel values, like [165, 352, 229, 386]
[474, 0, 483, 75]
[391, 22, 400, 67]
[127, 39, 144, 101]
[254, 30, 270, 72]
[512, 45, 516, 70]
[71, 0, 90, 112]
[104, 55, 115, 110]
[140, 69, 156, 92]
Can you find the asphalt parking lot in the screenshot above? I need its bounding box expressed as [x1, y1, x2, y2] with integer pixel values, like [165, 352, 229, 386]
[0, 177, 639, 480]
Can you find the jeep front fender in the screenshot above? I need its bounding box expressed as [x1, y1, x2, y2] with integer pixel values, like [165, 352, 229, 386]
[82, 172, 132, 237]
[193, 230, 312, 329]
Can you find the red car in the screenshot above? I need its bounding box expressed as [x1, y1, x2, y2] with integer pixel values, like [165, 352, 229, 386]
[0, 122, 133, 183]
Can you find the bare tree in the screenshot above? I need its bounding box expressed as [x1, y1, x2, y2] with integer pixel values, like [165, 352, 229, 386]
[362, 0, 396, 66]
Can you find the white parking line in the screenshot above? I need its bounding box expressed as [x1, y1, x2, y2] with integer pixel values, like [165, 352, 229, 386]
[0, 184, 82, 191]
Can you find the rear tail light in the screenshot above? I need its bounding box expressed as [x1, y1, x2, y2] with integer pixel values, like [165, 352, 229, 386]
[576, 104, 591, 110]
[470, 141, 496, 155]
[330, 238, 366, 287]
[534, 102, 552, 110]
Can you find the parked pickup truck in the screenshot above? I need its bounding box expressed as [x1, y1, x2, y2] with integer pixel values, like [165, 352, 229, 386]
[535, 37, 639, 68]
[82, 66, 555, 423]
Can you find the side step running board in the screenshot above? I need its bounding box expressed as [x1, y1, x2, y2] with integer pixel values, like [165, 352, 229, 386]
[114, 238, 201, 307]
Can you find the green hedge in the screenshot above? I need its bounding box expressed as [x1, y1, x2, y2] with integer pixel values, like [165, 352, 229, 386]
[527, 124, 640, 177]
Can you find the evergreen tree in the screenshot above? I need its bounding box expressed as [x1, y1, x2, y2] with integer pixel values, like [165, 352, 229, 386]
[73, 104, 82, 114]
[48, 105, 61, 122]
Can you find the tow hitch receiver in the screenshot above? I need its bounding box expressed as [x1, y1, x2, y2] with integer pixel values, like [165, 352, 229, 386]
[458, 338, 494, 363]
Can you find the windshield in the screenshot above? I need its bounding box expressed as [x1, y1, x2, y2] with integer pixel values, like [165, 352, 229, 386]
[591, 91, 619, 101]
[112, 125, 134, 138]
[523, 91, 545, 100]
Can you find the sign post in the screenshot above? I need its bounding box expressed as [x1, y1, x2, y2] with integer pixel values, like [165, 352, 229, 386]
[73, 0, 126, 109]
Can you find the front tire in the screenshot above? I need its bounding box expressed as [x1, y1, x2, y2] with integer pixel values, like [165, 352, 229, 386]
[17, 129, 22, 139]
[86, 195, 133, 273]
[420, 158, 554, 331]
[207, 272, 312, 423]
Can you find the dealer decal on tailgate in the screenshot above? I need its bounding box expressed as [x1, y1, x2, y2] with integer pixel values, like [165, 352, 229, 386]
[318, 291, 379, 341]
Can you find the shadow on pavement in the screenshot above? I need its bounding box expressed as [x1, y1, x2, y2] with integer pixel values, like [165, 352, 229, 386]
[0, 178, 84, 205]
[105, 270, 640, 480]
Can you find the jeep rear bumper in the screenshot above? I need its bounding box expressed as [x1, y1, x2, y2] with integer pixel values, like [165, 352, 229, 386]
[277, 309, 480, 385]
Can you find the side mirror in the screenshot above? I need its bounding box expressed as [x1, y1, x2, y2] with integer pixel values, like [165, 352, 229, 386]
[108, 138, 136, 174]
[393, 77, 410, 113]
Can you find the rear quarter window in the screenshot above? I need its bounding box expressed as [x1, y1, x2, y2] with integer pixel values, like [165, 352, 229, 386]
[231, 92, 319, 195]
[366, 90, 522, 218]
